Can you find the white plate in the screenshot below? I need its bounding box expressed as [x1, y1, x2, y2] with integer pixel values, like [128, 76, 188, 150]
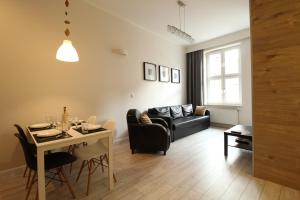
[36, 129, 61, 137]
[87, 124, 101, 130]
[29, 123, 51, 129]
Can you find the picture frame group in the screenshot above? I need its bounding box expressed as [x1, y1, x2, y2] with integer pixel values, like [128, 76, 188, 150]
[143, 62, 180, 83]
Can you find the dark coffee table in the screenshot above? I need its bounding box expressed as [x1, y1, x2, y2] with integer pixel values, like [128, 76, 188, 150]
[224, 125, 252, 156]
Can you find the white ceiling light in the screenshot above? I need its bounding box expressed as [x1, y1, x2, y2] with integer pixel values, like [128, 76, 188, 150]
[56, 40, 79, 62]
[56, 0, 79, 62]
[167, 0, 194, 43]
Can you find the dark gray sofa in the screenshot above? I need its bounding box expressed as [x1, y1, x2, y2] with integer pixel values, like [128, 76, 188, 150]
[148, 104, 210, 141]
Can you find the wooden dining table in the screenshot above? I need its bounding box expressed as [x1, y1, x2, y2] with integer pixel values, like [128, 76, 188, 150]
[27, 126, 114, 200]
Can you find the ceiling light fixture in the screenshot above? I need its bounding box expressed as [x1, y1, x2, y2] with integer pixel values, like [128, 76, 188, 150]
[56, 0, 79, 62]
[167, 0, 194, 43]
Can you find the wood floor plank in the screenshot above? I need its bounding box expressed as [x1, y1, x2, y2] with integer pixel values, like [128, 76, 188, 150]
[1, 127, 299, 200]
[240, 177, 265, 200]
[219, 159, 252, 200]
[279, 186, 300, 200]
[259, 181, 282, 200]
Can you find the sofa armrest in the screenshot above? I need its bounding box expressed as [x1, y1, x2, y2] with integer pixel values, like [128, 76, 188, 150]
[129, 123, 169, 137]
[148, 115, 173, 128]
[150, 118, 169, 129]
[138, 124, 169, 137]
[128, 123, 170, 149]
[205, 110, 210, 116]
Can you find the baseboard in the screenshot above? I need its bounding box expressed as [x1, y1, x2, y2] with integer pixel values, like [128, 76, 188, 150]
[0, 164, 25, 175]
[211, 122, 234, 129]
[114, 135, 128, 144]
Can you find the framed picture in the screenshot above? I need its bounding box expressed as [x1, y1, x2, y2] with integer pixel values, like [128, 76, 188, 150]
[171, 68, 180, 83]
[143, 62, 157, 81]
[159, 65, 170, 82]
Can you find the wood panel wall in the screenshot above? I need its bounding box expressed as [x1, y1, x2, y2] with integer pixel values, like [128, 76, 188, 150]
[251, 0, 300, 190]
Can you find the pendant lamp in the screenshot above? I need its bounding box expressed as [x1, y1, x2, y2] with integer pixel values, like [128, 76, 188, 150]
[167, 0, 194, 43]
[56, 0, 79, 62]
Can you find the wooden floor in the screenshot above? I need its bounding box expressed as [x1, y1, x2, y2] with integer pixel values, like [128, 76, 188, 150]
[1, 127, 299, 200]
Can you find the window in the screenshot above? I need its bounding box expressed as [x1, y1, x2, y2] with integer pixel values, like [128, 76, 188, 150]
[204, 44, 242, 106]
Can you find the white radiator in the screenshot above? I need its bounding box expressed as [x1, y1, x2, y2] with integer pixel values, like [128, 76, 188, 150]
[208, 107, 239, 125]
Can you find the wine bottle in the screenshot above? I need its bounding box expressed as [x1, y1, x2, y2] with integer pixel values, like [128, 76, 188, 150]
[62, 106, 69, 131]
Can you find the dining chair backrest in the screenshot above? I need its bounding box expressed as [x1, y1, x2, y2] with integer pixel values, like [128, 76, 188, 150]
[102, 120, 116, 133]
[14, 124, 28, 142]
[87, 116, 97, 125]
[14, 133, 36, 170]
[99, 120, 116, 148]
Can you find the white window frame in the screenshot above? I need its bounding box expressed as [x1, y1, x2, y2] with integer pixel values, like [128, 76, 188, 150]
[203, 43, 242, 106]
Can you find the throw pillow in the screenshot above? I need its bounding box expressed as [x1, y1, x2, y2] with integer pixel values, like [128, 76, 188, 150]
[170, 105, 184, 119]
[149, 107, 171, 117]
[182, 104, 193, 116]
[140, 113, 152, 124]
[194, 106, 206, 116]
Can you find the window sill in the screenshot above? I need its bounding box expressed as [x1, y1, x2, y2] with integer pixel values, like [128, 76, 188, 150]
[204, 104, 242, 109]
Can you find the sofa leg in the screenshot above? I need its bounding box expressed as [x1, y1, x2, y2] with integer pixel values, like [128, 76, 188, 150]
[131, 149, 134, 154]
[163, 150, 166, 155]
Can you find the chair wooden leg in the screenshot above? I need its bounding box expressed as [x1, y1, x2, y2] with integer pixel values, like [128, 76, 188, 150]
[26, 169, 32, 188]
[35, 187, 38, 200]
[59, 167, 76, 199]
[113, 173, 117, 183]
[76, 160, 86, 182]
[68, 145, 75, 174]
[23, 166, 28, 177]
[26, 171, 36, 200]
[56, 168, 64, 186]
[104, 154, 117, 183]
[86, 160, 92, 196]
[91, 159, 95, 167]
[69, 162, 73, 174]
[100, 156, 104, 172]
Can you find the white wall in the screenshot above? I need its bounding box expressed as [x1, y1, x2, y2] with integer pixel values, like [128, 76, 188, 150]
[186, 29, 252, 125]
[0, 0, 186, 170]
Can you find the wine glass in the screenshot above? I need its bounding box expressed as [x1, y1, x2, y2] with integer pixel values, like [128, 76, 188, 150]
[45, 115, 54, 127]
[73, 116, 79, 128]
[67, 116, 74, 130]
[56, 122, 62, 131]
[50, 116, 57, 128]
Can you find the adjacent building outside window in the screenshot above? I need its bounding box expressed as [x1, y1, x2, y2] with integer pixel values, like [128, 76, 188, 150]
[204, 44, 242, 106]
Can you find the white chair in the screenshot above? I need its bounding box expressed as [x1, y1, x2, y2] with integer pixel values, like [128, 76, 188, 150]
[87, 116, 97, 124]
[68, 115, 98, 173]
[74, 119, 117, 195]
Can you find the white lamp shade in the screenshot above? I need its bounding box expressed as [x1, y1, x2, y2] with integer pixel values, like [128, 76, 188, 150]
[56, 40, 79, 62]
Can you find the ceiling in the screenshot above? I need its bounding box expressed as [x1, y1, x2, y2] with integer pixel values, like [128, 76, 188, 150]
[84, 0, 250, 46]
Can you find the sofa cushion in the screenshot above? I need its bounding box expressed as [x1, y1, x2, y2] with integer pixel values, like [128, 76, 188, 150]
[172, 115, 210, 140]
[182, 104, 193, 117]
[173, 115, 210, 128]
[148, 106, 171, 118]
[140, 113, 152, 124]
[195, 106, 206, 116]
[170, 105, 183, 119]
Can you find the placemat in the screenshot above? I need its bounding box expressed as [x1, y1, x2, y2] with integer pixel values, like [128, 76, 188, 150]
[29, 126, 54, 132]
[73, 127, 107, 135]
[33, 132, 72, 143]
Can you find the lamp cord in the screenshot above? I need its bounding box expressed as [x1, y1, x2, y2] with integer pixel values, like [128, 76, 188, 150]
[183, 6, 185, 31]
[179, 5, 181, 30]
[64, 0, 70, 38]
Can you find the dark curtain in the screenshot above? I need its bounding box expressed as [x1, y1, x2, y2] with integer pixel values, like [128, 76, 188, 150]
[186, 50, 204, 106]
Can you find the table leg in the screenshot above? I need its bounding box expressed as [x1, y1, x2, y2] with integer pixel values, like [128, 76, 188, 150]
[37, 148, 46, 200]
[108, 133, 114, 190]
[224, 133, 228, 156]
